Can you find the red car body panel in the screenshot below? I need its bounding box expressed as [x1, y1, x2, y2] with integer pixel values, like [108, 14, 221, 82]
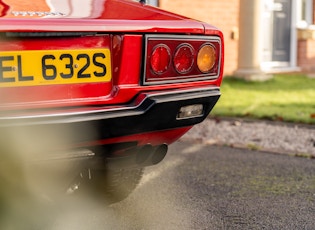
[0, 0, 211, 34]
[77, 127, 192, 148]
[0, 0, 224, 160]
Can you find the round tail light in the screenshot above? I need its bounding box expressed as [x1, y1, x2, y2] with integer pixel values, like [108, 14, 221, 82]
[197, 44, 216, 73]
[173, 44, 194, 74]
[150, 44, 171, 75]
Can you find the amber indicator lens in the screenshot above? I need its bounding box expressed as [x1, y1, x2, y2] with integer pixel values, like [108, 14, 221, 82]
[197, 44, 216, 73]
[150, 44, 171, 74]
[173, 44, 194, 74]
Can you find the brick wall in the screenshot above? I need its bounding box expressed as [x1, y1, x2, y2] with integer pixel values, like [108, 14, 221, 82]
[297, 39, 315, 73]
[159, 0, 239, 76]
[297, 0, 315, 73]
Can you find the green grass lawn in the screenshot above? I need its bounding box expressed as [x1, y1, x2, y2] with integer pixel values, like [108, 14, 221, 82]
[211, 74, 315, 124]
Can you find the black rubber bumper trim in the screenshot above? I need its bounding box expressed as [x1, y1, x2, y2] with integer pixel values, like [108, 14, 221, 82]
[0, 87, 221, 143]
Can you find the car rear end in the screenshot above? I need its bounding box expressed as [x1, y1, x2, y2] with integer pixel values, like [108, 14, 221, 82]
[0, 0, 224, 206]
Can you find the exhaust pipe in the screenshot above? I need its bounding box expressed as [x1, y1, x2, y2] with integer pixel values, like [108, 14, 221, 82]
[136, 144, 154, 165]
[106, 144, 168, 169]
[151, 144, 168, 165]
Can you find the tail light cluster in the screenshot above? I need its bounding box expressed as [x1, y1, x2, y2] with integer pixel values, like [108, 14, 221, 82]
[143, 35, 222, 85]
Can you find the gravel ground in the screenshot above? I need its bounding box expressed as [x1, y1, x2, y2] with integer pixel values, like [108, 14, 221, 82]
[182, 117, 315, 157]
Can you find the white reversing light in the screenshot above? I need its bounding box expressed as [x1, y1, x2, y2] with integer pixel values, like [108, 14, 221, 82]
[177, 104, 204, 120]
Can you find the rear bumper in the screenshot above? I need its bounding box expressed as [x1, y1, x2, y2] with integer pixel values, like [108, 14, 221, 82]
[0, 86, 220, 145]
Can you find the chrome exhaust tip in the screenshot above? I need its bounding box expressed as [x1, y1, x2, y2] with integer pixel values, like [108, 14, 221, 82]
[151, 144, 168, 165]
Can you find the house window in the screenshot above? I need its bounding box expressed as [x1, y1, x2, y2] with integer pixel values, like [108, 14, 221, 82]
[146, 0, 158, 7]
[297, 0, 313, 28]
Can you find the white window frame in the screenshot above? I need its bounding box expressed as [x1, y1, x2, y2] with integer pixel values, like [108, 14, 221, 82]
[146, 0, 158, 7]
[296, 0, 313, 28]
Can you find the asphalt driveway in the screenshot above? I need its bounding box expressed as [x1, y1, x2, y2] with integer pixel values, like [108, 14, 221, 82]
[47, 141, 315, 229]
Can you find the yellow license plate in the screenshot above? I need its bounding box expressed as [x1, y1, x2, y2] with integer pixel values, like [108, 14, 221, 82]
[0, 49, 112, 87]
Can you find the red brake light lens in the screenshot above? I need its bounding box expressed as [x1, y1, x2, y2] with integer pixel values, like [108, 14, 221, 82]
[150, 44, 170, 75]
[173, 44, 194, 74]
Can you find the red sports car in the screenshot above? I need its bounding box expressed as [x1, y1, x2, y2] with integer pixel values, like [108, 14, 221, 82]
[0, 0, 224, 203]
